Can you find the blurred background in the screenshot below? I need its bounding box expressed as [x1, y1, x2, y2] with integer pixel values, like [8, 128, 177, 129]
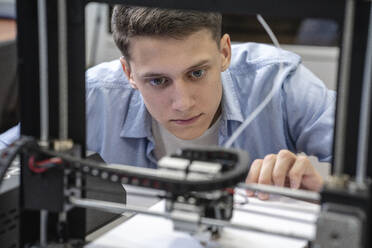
[0, 0, 17, 134]
[85, 3, 340, 92]
[0, 1, 337, 176]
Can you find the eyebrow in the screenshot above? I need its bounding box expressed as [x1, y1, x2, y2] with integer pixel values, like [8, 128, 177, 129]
[140, 59, 211, 79]
[184, 59, 210, 72]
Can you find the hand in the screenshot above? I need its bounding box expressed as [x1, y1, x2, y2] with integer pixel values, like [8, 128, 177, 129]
[245, 150, 324, 200]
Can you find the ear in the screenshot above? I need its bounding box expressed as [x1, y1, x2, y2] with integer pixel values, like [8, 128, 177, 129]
[120, 57, 138, 89]
[219, 33, 231, 72]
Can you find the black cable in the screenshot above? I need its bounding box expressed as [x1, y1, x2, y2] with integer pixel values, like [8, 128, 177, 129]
[36, 146, 250, 194]
[0, 136, 36, 188]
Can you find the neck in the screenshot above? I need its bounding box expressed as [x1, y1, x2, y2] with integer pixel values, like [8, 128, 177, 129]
[209, 103, 222, 128]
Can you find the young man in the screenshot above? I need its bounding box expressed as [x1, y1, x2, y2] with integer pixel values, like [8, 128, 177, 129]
[0, 6, 335, 199]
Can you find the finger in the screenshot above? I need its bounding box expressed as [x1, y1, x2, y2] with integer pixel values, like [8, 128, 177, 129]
[245, 159, 263, 196]
[300, 160, 324, 192]
[288, 155, 309, 189]
[257, 154, 276, 200]
[272, 150, 296, 187]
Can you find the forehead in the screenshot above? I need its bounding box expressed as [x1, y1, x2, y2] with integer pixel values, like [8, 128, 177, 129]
[128, 30, 220, 74]
[128, 28, 217, 51]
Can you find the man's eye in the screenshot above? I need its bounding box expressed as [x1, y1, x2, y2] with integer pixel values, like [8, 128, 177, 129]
[190, 69, 205, 79]
[149, 77, 167, 86]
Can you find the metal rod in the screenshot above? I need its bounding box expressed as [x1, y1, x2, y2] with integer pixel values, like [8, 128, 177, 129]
[70, 196, 165, 216]
[356, 3, 372, 185]
[70, 197, 314, 241]
[58, 0, 68, 140]
[37, 0, 49, 144]
[40, 210, 48, 247]
[234, 206, 316, 225]
[200, 215, 314, 241]
[74, 185, 167, 199]
[333, 0, 355, 176]
[234, 199, 319, 215]
[237, 183, 320, 202]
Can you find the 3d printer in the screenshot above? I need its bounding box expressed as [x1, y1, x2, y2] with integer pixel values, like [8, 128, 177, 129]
[1, 0, 372, 247]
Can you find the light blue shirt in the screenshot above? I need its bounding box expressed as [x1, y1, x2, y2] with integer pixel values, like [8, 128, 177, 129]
[0, 43, 336, 169]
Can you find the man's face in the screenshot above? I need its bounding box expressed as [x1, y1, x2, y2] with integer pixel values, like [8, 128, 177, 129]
[121, 30, 231, 140]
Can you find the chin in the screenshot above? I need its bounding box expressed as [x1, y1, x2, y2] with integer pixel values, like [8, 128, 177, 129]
[173, 129, 204, 140]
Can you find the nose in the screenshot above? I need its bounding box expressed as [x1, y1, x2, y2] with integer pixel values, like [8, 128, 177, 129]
[171, 80, 195, 112]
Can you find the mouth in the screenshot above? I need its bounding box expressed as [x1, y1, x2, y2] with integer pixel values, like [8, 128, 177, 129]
[170, 114, 203, 125]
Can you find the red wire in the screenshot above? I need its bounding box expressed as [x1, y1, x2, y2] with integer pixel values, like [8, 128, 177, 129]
[28, 156, 47, 173]
[28, 156, 62, 173]
[35, 157, 63, 166]
[225, 188, 235, 195]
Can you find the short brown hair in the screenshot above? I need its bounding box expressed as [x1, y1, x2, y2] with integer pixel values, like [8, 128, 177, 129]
[111, 5, 222, 61]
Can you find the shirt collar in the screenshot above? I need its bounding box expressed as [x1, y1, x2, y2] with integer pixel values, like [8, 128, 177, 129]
[220, 69, 244, 124]
[120, 91, 152, 138]
[119, 69, 244, 139]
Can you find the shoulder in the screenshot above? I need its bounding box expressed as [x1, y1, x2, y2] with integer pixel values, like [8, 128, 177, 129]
[230, 42, 301, 73]
[86, 59, 132, 90]
[225, 43, 303, 102]
[85, 59, 140, 123]
[223, 42, 334, 120]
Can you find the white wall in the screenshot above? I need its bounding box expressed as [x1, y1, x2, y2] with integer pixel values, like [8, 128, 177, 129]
[282, 45, 339, 91]
[85, 3, 120, 68]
